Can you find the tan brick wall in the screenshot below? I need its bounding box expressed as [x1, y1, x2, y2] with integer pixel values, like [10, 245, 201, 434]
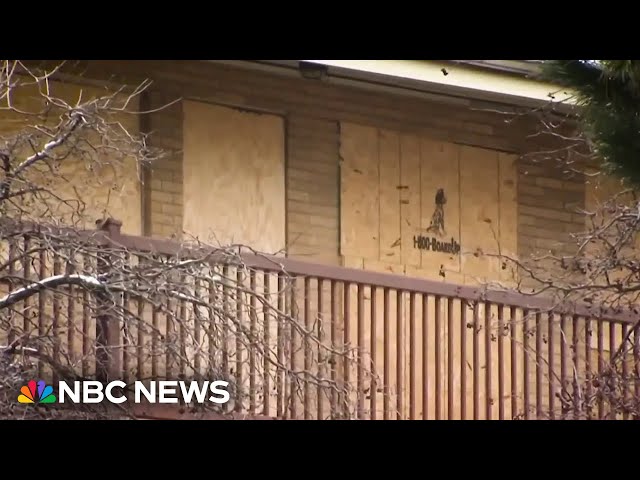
[75, 60, 585, 269]
[286, 116, 339, 263]
[517, 159, 585, 259]
[147, 91, 183, 239]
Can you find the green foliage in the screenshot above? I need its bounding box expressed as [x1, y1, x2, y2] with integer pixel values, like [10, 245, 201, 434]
[540, 60, 640, 187]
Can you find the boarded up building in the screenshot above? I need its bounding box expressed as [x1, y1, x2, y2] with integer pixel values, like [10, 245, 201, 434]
[1, 60, 626, 420]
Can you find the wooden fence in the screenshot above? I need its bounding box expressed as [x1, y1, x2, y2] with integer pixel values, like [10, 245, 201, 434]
[0, 218, 637, 419]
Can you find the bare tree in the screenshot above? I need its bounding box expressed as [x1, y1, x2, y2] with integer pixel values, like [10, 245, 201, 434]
[0, 61, 361, 420]
[473, 88, 640, 420]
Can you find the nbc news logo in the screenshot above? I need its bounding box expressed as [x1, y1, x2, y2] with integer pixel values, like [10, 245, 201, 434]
[17, 379, 230, 405]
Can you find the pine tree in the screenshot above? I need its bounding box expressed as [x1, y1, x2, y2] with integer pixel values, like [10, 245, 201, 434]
[541, 60, 640, 187]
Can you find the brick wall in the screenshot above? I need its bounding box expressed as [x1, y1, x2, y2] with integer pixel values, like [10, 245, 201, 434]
[147, 91, 183, 239]
[517, 159, 585, 259]
[77, 60, 585, 270]
[286, 116, 340, 263]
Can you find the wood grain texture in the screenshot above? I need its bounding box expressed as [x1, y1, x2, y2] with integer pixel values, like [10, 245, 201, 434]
[400, 135, 422, 268]
[340, 123, 520, 284]
[340, 123, 380, 260]
[182, 101, 285, 253]
[378, 130, 401, 263]
[459, 144, 500, 282]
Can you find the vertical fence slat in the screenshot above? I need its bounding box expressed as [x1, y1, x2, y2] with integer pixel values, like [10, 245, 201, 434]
[396, 290, 404, 419]
[222, 265, 230, 395]
[329, 280, 337, 417]
[422, 295, 429, 420]
[460, 300, 467, 420]
[52, 252, 61, 385]
[597, 319, 604, 419]
[621, 323, 629, 421]
[572, 315, 579, 417]
[472, 300, 479, 420]
[264, 272, 272, 418]
[207, 277, 216, 388]
[357, 283, 365, 419]
[435, 296, 442, 420]
[448, 297, 454, 420]
[383, 288, 390, 420]
[23, 236, 31, 334]
[635, 325, 640, 420]
[236, 269, 244, 414]
[122, 290, 129, 384]
[523, 309, 530, 420]
[536, 312, 542, 419]
[151, 301, 158, 380]
[192, 278, 202, 378]
[609, 322, 616, 419]
[38, 248, 47, 379]
[370, 287, 377, 420]
[137, 297, 144, 381]
[120, 253, 129, 383]
[179, 273, 187, 377]
[7, 239, 16, 346]
[485, 301, 492, 420]
[277, 273, 285, 418]
[584, 317, 591, 420]
[497, 304, 504, 420]
[409, 292, 416, 420]
[548, 313, 555, 419]
[250, 271, 258, 416]
[165, 295, 173, 380]
[560, 314, 568, 417]
[316, 278, 323, 420]
[303, 276, 311, 419]
[510, 306, 517, 420]
[343, 282, 351, 419]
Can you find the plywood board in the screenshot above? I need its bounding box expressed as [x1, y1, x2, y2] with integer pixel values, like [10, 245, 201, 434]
[459, 145, 500, 281]
[182, 101, 285, 254]
[340, 123, 380, 259]
[399, 134, 422, 268]
[419, 138, 461, 275]
[498, 152, 519, 284]
[338, 124, 520, 284]
[378, 130, 401, 263]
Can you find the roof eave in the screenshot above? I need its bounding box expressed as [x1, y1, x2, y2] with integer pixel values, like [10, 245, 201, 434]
[446, 60, 545, 78]
[205, 60, 573, 113]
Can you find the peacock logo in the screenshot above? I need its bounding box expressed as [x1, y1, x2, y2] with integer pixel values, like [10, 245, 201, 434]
[18, 380, 57, 404]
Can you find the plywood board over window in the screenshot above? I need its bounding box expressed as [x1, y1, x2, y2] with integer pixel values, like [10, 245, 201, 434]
[182, 101, 286, 254]
[339, 121, 518, 285]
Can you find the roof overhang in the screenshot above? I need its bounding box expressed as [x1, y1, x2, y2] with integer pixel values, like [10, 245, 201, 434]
[209, 60, 574, 112]
[303, 60, 572, 107]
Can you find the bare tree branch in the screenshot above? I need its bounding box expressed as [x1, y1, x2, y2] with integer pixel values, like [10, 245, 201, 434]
[0, 60, 366, 420]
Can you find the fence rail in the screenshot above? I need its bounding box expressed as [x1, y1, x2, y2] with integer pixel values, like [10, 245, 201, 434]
[0, 218, 637, 420]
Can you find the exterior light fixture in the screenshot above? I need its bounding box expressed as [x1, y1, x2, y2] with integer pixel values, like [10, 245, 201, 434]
[298, 61, 328, 80]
